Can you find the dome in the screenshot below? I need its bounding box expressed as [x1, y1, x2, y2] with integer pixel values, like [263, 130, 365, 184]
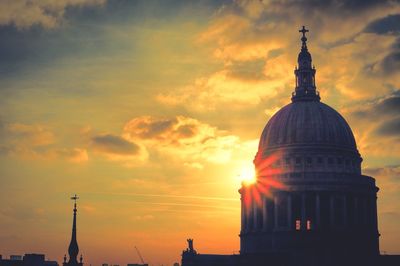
[259, 101, 357, 152]
[257, 26, 358, 155]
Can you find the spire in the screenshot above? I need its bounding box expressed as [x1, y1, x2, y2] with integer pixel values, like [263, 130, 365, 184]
[291, 26, 320, 102]
[68, 194, 80, 265]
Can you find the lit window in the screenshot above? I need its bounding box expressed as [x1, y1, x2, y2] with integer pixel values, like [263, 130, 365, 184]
[295, 220, 301, 230]
[307, 220, 312, 230]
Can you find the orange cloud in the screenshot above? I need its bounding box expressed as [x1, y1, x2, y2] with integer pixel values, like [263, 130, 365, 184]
[6, 123, 55, 147]
[123, 115, 240, 165]
[0, 122, 89, 163]
[54, 148, 89, 163]
[157, 69, 285, 111]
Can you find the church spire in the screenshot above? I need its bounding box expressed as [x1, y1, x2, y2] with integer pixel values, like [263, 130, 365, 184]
[66, 194, 81, 266]
[291, 26, 320, 102]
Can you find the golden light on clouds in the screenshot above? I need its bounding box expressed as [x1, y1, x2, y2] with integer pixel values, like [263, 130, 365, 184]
[0, 0, 400, 265]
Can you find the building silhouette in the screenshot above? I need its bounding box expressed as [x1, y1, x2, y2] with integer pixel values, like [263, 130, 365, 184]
[181, 27, 400, 266]
[63, 195, 83, 266]
[0, 254, 58, 266]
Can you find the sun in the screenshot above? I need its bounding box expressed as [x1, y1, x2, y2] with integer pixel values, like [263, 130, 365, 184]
[238, 163, 257, 186]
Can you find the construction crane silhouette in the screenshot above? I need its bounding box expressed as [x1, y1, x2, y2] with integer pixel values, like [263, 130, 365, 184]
[134, 246, 145, 265]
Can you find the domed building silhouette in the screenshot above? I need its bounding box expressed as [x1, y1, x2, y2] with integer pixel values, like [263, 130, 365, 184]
[181, 27, 400, 266]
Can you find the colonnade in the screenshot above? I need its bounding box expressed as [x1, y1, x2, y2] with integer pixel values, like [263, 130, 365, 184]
[241, 191, 378, 233]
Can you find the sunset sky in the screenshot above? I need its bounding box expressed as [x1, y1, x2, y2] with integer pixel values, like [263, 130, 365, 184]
[1, 0, 400, 265]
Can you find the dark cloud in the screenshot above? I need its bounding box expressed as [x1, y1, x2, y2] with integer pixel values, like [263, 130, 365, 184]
[351, 91, 400, 137]
[66, 0, 230, 23]
[135, 118, 177, 139]
[263, 0, 399, 17]
[375, 117, 400, 136]
[0, 0, 231, 81]
[123, 116, 218, 146]
[381, 48, 400, 75]
[363, 15, 400, 75]
[91, 134, 140, 155]
[372, 91, 400, 116]
[364, 14, 400, 35]
[176, 124, 197, 138]
[0, 24, 112, 79]
[353, 90, 400, 118]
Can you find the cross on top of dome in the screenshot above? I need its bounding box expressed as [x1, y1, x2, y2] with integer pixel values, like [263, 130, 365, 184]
[299, 26, 309, 49]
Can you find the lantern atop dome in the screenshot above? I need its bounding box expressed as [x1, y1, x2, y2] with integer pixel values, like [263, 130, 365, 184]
[292, 26, 320, 102]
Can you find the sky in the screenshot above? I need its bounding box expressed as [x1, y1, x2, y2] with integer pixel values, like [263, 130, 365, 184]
[0, 0, 400, 265]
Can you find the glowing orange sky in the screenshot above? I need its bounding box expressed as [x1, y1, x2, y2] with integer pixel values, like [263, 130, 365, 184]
[0, 1, 400, 265]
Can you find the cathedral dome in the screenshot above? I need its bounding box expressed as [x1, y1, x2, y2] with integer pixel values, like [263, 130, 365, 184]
[258, 101, 357, 152]
[257, 26, 358, 155]
[239, 27, 378, 260]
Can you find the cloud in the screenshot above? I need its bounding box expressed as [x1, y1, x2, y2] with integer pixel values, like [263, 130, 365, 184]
[381, 44, 400, 75]
[0, 122, 89, 163]
[353, 90, 400, 119]
[375, 117, 400, 136]
[91, 134, 141, 155]
[1, 205, 45, 221]
[0, 123, 55, 158]
[363, 15, 400, 75]
[364, 14, 400, 35]
[6, 123, 55, 147]
[350, 90, 400, 138]
[259, 0, 399, 17]
[364, 165, 400, 178]
[157, 68, 286, 111]
[0, 0, 105, 29]
[156, 0, 400, 113]
[54, 148, 88, 163]
[343, 90, 400, 157]
[123, 117, 178, 140]
[123, 115, 240, 164]
[90, 134, 147, 164]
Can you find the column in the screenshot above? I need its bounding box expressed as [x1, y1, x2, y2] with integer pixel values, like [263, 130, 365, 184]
[274, 195, 279, 229]
[316, 193, 321, 229]
[263, 197, 268, 231]
[363, 196, 368, 227]
[343, 194, 348, 227]
[241, 195, 245, 232]
[330, 194, 335, 227]
[253, 200, 258, 231]
[301, 193, 306, 230]
[354, 196, 359, 226]
[373, 195, 378, 230]
[287, 194, 292, 230]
